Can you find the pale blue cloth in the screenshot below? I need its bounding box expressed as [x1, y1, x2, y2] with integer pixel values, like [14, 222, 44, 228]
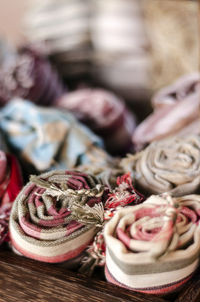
[0, 99, 103, 173]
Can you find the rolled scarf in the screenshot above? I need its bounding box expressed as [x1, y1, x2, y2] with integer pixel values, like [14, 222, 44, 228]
[0, 150, 23, 245]
[9, 170, 106, 263]
[56, 88, 136, 154]
[0, 99, 103, 174]
[104, 194, 200, 294]
[0, 43, 65, 106]
[133, 73, 200, 150]
[121, 135, 200, 196]
[24, 0, 91, 79]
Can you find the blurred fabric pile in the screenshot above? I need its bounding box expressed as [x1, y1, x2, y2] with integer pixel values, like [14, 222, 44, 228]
[0, 0, 199, 295]
[23, 0, 199, 101]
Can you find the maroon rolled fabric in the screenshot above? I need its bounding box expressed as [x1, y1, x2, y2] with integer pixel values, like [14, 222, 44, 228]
[0, 44, 65, 106]
[133, 73, 200, 150]
[56, 88, 136, 154]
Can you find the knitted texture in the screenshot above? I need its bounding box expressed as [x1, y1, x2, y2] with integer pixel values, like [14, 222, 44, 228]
[10, 170, 107, 263]
[56, 88, 136, 154]
[121, 135, 200, 196]
[0, 99, 103, 174]
[104, 194, 200, 294]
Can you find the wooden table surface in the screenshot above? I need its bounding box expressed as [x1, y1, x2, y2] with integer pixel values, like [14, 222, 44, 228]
[0, 247, 200, 302]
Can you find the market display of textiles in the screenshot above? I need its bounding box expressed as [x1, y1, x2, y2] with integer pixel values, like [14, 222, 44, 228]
[0, 0, 199, 297]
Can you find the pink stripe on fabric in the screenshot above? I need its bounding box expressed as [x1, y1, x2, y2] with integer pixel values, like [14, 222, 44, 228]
[19, 216, 42, 239]
[180, 207, 197, 223]
[133, 226, 162, 241]
[48, 205, 71, 218]
[38, 217, 64, 227]
[116, 228, 130, 248]
[105, 266, 192, 295]
[24, 183, 36, 196]
[65, 221, 82, 236]
[11, 235, 91, 263]
[134, 207, 161, 220]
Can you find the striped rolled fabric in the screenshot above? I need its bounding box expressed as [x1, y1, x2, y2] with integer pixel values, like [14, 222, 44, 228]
[10, 170, 106, 263]
[104, 194, 200, 295]
[121, 135, 200, 196]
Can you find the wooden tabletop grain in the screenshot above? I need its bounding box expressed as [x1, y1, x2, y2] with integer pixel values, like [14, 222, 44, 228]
[0, 247, 200, 302]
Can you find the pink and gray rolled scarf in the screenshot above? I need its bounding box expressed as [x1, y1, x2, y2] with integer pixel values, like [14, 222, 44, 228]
[0, 150, 23, 244]
[10, 170, 106, 263]
[133, 73, 200, 151]
[56, 88, 136, 154]
[104, 194, 200, 295]
[0, 43, 65, 106]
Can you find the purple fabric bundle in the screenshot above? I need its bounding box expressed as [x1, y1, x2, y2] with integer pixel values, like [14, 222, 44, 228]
[56, 88, 136, 154]
[0, 44, 65, 106]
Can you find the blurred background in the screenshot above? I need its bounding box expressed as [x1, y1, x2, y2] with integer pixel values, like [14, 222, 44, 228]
[0, 0, 199, 120]
[0, 0, 198, 92]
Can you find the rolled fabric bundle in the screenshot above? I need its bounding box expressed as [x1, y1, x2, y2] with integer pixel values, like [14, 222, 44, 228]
[10, 170, 106, 263]
[104, 194, 200, 294]
[121, 135, 200, 196]
[0, 99, 103, 175]
[24, 0, 91, 79]
[56, 88, 136, 154]
[0, 43, 65, 107]
[133, 73, 200, 150]
[91, 0, 151, 101]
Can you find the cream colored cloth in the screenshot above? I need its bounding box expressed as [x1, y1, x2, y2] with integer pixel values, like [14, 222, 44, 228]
[121, 135, 200, 196]
[104, 194, 200, 294]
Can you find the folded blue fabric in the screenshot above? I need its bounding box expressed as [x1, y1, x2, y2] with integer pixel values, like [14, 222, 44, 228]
[0, 99, 103, 173]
